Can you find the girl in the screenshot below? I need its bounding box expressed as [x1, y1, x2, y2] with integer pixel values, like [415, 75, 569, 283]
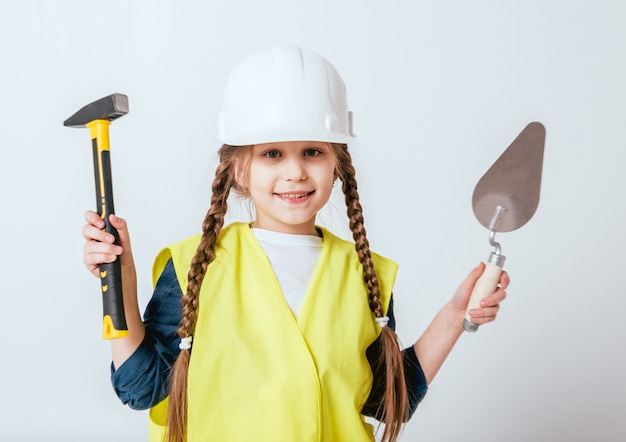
[82, 45, 507, 442]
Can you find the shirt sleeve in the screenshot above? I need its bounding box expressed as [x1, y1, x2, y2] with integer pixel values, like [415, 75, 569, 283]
[110, 259, 182, 410]
[361, 296, 429, 421]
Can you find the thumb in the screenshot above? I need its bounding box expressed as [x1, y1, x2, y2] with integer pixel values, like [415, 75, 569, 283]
[108, 214, 133, 255]
[453, 262, 485, 309]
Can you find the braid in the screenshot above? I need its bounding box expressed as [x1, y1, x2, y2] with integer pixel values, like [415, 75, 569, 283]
[166, 145, 247, 442]
[333, 143, 409, 442]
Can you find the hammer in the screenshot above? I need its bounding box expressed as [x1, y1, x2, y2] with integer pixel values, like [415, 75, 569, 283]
[64, 93, 129, 339]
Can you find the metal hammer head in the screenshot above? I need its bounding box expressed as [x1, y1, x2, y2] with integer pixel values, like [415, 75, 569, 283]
[64, 93, 129, 128]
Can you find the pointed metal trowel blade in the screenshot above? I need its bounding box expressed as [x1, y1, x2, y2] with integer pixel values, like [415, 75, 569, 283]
[472, 122, 546, 233]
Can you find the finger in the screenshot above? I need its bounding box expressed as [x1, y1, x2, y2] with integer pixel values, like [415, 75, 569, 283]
[480, 287, 507, 308]
[83, 242, 121, 271]
[458, 262, 486, 294]
[468, 303, 500, 319]
[467, 312, 498, 326]
[86, 265, 101, 278]
[108, 214, 132, 249]
[82, 210, 113, 243]
[498, 271, 510, 289]
[467, 301, 501, 325]
[83, 239, 123, 258]
[467, 262, 486, 284]
[451, 262, 489, 311]
[82, 223, 117, 244]
[108, 213, 125, 229]
[84, 251, 119, 267]
[84, 210, 105, 229]
[83, 249, 119, 278]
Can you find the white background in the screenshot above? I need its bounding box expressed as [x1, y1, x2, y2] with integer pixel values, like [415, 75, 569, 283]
[1, 1, 625, 441]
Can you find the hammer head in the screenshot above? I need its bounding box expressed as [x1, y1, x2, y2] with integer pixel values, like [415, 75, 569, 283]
[64, 93, 129, 128]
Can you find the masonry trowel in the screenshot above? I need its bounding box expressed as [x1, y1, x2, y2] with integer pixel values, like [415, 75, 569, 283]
[463, 122, 546, 332]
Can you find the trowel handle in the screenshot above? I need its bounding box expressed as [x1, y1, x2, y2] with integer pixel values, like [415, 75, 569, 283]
[463, 262, 503, 332]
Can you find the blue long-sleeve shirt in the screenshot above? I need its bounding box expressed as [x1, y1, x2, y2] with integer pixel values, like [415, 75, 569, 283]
[111, 259, 428, 420]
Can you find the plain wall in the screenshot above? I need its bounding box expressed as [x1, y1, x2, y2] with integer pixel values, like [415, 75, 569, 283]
[1, 1, 624, 440]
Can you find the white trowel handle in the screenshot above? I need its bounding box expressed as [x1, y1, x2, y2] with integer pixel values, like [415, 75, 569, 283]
[463, 254, 504, 332]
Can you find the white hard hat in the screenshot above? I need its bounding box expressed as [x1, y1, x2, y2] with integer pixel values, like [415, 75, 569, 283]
[218, 45, 355, 146]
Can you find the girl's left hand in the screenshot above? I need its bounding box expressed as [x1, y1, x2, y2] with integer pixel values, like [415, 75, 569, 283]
[451, 262, 509, 328]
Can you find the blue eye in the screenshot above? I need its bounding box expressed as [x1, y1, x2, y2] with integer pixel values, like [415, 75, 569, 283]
[264, 150, 280, 159]
[304, 148, 320, 157]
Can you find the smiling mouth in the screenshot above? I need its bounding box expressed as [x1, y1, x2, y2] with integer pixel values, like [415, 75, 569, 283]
[276, 191, 314, 199]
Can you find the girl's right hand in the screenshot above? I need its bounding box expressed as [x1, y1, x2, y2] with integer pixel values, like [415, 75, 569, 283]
[83, 211, 144, 364]
[82, 210, 133, 278]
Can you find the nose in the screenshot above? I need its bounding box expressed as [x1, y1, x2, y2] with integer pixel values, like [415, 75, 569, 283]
[282, 156, 307, 181]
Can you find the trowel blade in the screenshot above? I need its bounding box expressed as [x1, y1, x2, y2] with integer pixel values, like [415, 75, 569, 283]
[472, 122, 545, 233]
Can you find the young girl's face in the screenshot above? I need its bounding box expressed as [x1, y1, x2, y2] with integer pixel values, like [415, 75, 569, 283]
[246, 141, 336, 236]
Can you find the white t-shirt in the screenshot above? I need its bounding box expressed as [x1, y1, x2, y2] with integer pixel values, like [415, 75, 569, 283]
[251, 228, 323, 317]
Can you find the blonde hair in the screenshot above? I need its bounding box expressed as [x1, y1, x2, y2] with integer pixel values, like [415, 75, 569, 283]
[166, 143, 408, 442]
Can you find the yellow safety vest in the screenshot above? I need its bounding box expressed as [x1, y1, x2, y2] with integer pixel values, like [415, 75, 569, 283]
[148, 222, 397, 441]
